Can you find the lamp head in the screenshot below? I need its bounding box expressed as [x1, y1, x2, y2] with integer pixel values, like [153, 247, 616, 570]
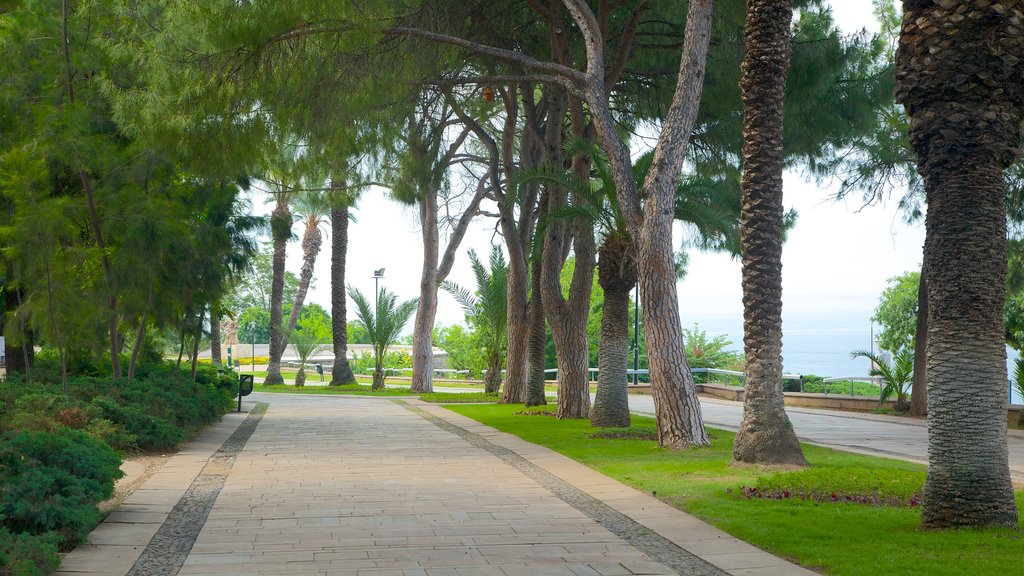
[373, 268, 385, 278]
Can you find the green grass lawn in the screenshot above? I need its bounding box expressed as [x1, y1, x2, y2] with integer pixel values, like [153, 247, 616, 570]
[446, 404, 1023, 576]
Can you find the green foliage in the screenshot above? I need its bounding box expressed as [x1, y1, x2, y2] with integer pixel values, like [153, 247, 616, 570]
[448, 404, 1023, 576]
[441, 246, 508, 382]
[86, 397, 181, 450]
[347, 320, 371, 345]
[347, 286, 417, 388]
[225, 243, 302, 315]
[348, 351, 413, 376]
[682, 324, 744, 381]
[872, 271, 920, 353]
[432, 324, 486, 377]
[0, 429, 122, 544]
[237, 307, 270, 343]
[850, 347, 914, 409]
[420, 392, 500, 404]
[0, 527, 60, 576]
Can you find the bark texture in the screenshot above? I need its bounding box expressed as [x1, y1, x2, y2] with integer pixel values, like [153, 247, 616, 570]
[263, 201, 291, 385]
[895, 0, 1022, 528]
[412, 192, 439, 393]
[591, 235, 636, 428]
[285, 216, 324, 335]
[909, 268, 927, 417]
[330, 202, 356, 385]
[732, 0, 807, 466]
[524, 243, 548, 407]
[209, 308, 222, 367]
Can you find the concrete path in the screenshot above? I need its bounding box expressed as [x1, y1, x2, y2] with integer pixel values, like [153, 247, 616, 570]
[58, 394, 814, 576]
[628, 395, 1024, 481]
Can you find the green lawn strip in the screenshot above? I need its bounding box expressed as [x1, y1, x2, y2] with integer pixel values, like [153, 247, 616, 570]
[252, 383, 418, 396]
[420, 392, 500, 403]
[446, 404, 1023, 576]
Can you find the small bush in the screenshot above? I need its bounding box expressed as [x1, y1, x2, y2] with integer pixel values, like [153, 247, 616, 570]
[87, 397, 180, 450]
[0, 527, 60, 576]
[56, 407, 89, 429]
[0, 429, 122, 544]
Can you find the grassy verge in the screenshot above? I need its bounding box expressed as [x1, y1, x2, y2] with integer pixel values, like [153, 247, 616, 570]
[420, 392, 500, 403]
[446, 404, 1023, 576]
[253, 383, 419, 396]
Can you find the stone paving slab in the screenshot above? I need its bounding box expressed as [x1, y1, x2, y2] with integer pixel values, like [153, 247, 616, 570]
[59, 394, 818, 575]
[54, 410, 252, 576]
[412, 401, 815, 576]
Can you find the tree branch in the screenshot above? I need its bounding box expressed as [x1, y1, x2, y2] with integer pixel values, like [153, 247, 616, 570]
[388, 27, 589, 87]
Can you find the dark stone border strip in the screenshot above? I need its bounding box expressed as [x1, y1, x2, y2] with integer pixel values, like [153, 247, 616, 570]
[127, 403, 268, 576]
[400, 402, 728, 576]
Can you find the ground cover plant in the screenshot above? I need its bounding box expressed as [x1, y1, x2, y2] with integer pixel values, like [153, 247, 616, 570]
[447, 404, 1023, 576]
[0, 362, 235, 574]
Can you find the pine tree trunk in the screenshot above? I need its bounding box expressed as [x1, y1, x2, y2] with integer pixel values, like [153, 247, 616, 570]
[210, 308, 222, 367]
[732, 0, 807, 466]
[412, 192, 438, 393]
[592, 238, 635, 428]
[909, 268, 927, 417]
[285, 219, 323, 335]
[128, 287, 153, 382]
[190, 308, 204, 382]
[501, 253, 530, 402]
[524, 248, 548, 407]
[330, 202, 357, 385]
[896, 0, 1022, 528]
[637, 215, 708, 447]
[542, 219, 594, 420]
[264, 201, 291, 385]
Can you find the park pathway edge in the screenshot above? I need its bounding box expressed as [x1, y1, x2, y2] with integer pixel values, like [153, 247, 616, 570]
[409, 400, 818, 576]
[54, 404, 263, 576]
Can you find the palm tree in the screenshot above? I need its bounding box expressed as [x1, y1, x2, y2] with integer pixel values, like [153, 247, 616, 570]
[262, 142, 306, 386]
[347, 286, 417, 389]
[289, 318, 331, 387]
[731, 0, 807, 467]
[850, 348, 913, 412]
[442, 247, 508, 394]
[894, 0, 1021, 528]
[285, 191, 330, 335]
[329, 178, 357, 385]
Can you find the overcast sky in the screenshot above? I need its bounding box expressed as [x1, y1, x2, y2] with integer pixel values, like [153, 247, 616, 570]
[260, 0, 916, 333]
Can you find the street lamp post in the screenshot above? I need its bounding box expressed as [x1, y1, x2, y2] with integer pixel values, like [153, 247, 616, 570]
[373, 268, 385, 300]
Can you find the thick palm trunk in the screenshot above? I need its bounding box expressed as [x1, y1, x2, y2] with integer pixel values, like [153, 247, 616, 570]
[591, 244, 634, 427]
[896, 0, 1022, 528]
[264, 202, 291, 385]
[412, 193, 438, 393]
[210, 308, 222, 367]
[285, 220, 323, 335]
[330, 202, 356, 385]
[732, 0, 807, 466]
[909, 269, 927, 417]
[483, 349, 503, 393]
[524, 248, 548, 407]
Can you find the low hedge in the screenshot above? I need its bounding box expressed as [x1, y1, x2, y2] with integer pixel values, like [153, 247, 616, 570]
[0, 362, 235, 573]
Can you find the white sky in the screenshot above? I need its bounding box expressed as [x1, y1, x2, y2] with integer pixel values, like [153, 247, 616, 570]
[265, 0, 918, 333]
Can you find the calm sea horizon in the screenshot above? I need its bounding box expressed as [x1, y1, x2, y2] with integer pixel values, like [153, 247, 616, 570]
[683, 311, 1023, 405]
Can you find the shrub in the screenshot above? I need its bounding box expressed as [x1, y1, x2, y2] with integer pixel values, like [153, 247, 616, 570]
[0, 528, 60, 576]
[0, 429, 122, 544]
[87, 397, 180, 450]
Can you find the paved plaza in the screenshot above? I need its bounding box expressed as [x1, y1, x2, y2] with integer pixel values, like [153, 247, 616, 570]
[57, 394, 813, 576]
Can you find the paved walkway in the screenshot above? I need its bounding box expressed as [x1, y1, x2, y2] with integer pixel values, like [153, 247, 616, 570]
[629, 396, 1024, 481]
[58, 394, 813, 576]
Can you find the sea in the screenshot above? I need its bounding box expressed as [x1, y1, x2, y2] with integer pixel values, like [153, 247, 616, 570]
[684, 310, 1024, 405]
